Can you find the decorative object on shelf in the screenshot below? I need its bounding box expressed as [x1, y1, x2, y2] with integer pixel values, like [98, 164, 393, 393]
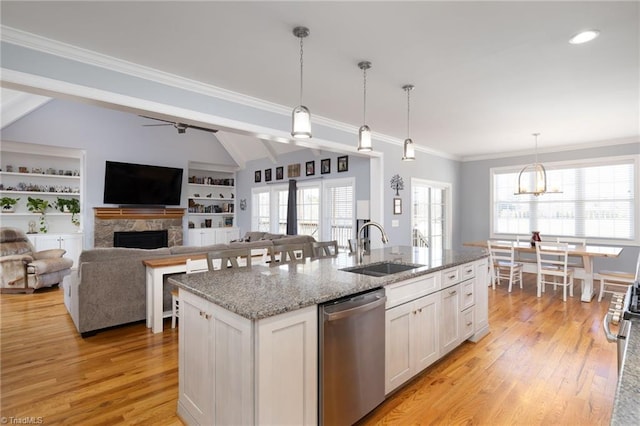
[18, 167, 28, 173]
[276, 167, 284, 180]
[306, 161, 315, 176]
[205, 219, 212, 228]
[193, 193, 200, 197]
[1, 196, 20, 213]
[393, 198, 402, 215]
[28, 220, 36, 234]
[514, 133, 562, 196]
[401, 84, 416, 161]
[321, 158, 330, 174]
[6, 165, 14, 172]
[265, 168, 272, 182]
[357, 60, 373, 152]
[288, 163, 301, 178]
[26, 197, 50, 233]
[291, 26, 312, 139]
[54, 197, 80, 226]
[188, 221, 195, 229]
[255, 170, 261, 183]
[531, 231, 542, 247]
[390, 174, 404, 196]
[239, 199, 247, 211]
[337, 156, 349, 172]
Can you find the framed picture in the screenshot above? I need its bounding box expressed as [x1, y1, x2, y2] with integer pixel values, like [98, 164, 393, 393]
[306, 160, 315, 176]
[276, 166, 284, 180]
[337, 155, 349, 172]
[288, 163, 301, 178]
[393, 198, 402, 215]
[265, 168, 272, 182]
[254, 170, 261, 183]
[321, 158, 331, 174]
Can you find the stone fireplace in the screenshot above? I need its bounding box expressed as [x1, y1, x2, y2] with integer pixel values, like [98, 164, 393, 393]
[94, 207, 185, 248]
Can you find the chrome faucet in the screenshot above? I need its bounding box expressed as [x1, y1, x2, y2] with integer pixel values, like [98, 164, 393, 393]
[357, 221, 389, 264]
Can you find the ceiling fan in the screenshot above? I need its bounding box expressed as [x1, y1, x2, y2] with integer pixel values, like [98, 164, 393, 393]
[140, 116, 218, 134]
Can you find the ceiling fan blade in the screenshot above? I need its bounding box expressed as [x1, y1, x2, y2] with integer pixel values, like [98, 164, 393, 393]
[140, 115, 175, 124]
[142, 123, 172, 127]
[187, 124, 218, 133]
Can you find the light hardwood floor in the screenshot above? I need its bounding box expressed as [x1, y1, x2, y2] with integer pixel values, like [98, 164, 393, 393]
[1, 274, 618, 425]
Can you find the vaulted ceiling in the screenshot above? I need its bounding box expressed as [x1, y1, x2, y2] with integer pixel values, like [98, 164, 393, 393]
[1, 1, 638, 159]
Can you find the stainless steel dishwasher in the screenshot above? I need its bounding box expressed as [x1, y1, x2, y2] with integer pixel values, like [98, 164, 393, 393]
[319, 288, 386, 426]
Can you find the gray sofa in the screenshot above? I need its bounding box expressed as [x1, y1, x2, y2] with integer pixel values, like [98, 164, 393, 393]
[63, 233, 315, 337]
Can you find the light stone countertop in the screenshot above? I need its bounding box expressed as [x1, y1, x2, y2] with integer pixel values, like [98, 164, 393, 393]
[168, 246, 487, 320]
[611, 315, 640, 425]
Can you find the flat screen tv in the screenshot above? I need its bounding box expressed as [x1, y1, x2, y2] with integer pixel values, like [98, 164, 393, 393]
[103, 161, 183, 206]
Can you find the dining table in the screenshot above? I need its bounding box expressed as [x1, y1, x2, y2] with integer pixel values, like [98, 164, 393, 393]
[463, 240, 624, 302]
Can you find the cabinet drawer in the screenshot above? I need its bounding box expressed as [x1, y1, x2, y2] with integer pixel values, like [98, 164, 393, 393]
[460, 307, 475, 340]
[441, 267, 459, 288]
[460, 279, 475, 311]
[386, 273, 440, 309]
[460, 263, 475, 281]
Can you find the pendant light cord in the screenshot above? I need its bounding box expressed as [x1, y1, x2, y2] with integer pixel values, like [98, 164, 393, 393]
[363, 66, 367, 123]
[299, 36, 304, 105]
[406, 88, 411, 138]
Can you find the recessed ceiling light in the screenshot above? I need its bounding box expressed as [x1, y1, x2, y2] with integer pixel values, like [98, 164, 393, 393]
[569, 30, 600, 45]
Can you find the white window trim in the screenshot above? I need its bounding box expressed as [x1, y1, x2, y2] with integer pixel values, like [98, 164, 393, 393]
[410, 177, 453, 250]
[489, 154, 640, 245]
[322, 177, 356, 242]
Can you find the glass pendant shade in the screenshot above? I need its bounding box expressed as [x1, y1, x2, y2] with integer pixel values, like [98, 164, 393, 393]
[358, 125, 372, 151]
[402, 138, 415, 161]
[292, 105, 312, 138]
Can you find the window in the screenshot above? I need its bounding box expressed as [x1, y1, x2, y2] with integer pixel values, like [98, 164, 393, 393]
[323, 179, 355, 250]
[491, 156, 638, 242]
[411, 179, 452, 253]
[252, 190, 270, 232]
[297, 185, 320, 237]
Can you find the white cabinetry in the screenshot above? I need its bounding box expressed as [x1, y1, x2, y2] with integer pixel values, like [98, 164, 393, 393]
[187, 227, 240, 246]
[187, 163, 236, 230]
[0, 141, 84, 235]
[178, 291, 317, 426]
[385, 291, 440, 394]
[27, 233, 83, 269]
[384, 259, 488, 395]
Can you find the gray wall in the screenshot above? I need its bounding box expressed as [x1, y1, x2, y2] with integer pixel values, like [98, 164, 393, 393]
[460, 142, 640, 271]
[1, 99, 237, 247]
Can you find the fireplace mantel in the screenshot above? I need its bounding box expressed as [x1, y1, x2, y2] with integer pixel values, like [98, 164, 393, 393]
[93, 207, 185, 247]
[94, 207, 185, 220]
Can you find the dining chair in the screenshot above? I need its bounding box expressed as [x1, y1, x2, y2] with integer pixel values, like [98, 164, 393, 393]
[556, 237, 587, 269]
[487, 240, 523, 292]
[535, 241, 575, 301]
[597, 250, 640, 302]
[207, 248, 252, 271]
[268, 243, 307, 266]
[312, 240, 339, 258]
[172, 258, 209, 329]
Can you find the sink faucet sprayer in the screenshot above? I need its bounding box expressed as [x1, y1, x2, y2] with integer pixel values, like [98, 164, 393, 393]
[357, 221, 389, 264]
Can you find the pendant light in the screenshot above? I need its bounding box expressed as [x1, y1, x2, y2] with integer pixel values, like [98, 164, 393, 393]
[291, 26, 311, 139]
[401, 84, 415, 161]
[357, 61, 372, 151]
[514, 133, 561, 196]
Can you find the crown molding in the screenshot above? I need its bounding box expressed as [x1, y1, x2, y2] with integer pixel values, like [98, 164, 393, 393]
[1, 25, 460, 161]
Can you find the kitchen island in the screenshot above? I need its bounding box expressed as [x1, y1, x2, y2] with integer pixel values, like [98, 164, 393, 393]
[169, 246, 488, 425]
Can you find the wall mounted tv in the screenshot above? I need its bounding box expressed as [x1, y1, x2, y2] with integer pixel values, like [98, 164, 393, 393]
[103, 161, 184, 206]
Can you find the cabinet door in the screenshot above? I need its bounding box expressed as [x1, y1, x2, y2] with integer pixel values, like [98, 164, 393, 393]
[256, 305, 317, 426]
[413, 292, 440, 372]
[460, 307, 475, 341]
[460, 278, 475, 311]
[178, 291, 213, 425]
[440, 284, 460, 355]
[187, 229, 204, 246]
[385, 301, 414, 394]
[31, 234, 61, 251]
[470, 259, 489, 342]
[59, 234, 83, 269]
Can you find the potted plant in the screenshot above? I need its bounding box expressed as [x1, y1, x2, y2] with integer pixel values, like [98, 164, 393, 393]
[27, 197, 50, 233]
[55, 197, 80, 226]
[0, 196, 20, 213]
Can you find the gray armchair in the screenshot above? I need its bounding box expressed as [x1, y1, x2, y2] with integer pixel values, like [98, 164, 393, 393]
[0, 227, 73, 293]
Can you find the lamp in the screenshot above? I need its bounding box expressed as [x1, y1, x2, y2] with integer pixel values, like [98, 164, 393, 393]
[401, 84, 415, 161]
[514, 133, 561, 196]
[357, 61, 372, 151]
[291, 26, 311, 139]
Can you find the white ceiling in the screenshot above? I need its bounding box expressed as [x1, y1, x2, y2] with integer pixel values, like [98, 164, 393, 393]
[1, 1, 638, 159]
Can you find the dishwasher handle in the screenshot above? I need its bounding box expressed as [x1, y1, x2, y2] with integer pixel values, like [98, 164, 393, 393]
[324, 293, 386, 322]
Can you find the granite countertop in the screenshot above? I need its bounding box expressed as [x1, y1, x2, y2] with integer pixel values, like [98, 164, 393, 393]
[168, 246, 487, 320]
[611, 316, 639, 425]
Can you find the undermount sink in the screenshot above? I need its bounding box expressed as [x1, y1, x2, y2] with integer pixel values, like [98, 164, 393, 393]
[341, 261, 426, 277]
